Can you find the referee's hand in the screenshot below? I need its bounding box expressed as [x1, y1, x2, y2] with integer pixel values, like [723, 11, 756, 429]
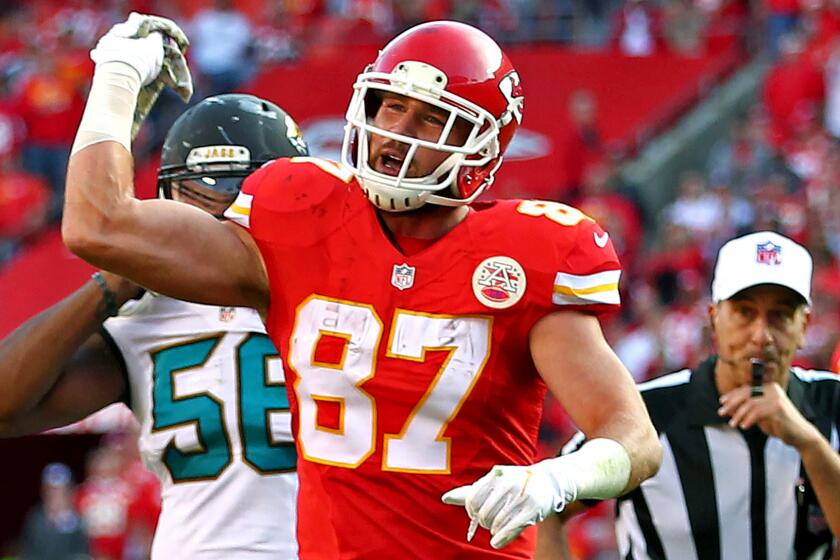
[718, 383, 822, 449]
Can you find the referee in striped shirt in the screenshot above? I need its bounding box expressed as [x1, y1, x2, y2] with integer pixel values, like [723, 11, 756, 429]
[537, 231, 840, 560]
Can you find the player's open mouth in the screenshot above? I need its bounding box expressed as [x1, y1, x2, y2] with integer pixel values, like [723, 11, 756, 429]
[377, 153, 406, 176]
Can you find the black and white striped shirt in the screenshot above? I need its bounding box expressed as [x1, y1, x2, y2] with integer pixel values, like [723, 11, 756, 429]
[563, 357, 840, 560]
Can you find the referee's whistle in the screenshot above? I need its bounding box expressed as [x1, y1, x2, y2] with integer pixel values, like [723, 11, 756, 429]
[750, 359, 765, 397]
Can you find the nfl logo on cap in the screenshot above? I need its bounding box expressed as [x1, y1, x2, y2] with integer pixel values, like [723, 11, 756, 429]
[755, 241, 782, 265]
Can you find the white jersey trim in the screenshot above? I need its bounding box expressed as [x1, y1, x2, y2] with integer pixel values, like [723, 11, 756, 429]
[552, 269, 621, 306]
[224, 192, 253, 229]
[637, 369, 692, 393]
[791, 367, 840, 383]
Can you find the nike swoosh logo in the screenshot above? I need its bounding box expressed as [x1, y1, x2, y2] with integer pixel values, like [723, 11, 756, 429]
[594, 232, 609, 248]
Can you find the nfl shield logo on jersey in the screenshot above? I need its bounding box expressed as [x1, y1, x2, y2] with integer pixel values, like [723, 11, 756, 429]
[219, 307, 236, 322]
[756, 241, 782, 265]
[391, 263, 416, 290]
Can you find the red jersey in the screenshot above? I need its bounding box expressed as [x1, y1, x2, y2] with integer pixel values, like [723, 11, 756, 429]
[16, 71, 85, 145]
[225, 157, 621, 559]
[76, 477, 133, 560]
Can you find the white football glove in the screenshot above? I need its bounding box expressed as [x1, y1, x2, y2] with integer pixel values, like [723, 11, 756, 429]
[441, 462, 576, 549]
[91, 12, 193, 138]
[91, 12, 165, 85]
[441, 439, 632, 550]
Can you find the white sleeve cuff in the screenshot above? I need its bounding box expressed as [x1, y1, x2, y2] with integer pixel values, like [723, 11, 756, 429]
[540, 437, 632, 509]
[71, 62, 141, 156]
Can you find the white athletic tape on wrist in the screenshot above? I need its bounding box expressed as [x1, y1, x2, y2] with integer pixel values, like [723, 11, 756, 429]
[71, 62, 141, 156]
[542, 437, 631, 510]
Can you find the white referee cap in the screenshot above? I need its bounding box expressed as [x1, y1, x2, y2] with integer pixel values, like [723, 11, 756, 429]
[711, 231, 812, 305]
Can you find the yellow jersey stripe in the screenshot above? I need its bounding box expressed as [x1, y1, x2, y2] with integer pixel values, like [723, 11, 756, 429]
[228, 203, 251, 216]
[553, 283, 619, 297]
[223, 192, 253, 229]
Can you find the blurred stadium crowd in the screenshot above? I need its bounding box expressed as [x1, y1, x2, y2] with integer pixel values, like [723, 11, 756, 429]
[2, 0, 840, 558]
[17, 431, 161, 560]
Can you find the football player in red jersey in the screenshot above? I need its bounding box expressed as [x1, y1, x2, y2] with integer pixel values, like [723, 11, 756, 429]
[63, 14, 662, 558]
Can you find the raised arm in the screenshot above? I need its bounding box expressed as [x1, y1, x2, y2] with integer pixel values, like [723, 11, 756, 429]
[0, 272, 138, 436]
[61, 16, 268, 312]
[63, 142, 268, 311]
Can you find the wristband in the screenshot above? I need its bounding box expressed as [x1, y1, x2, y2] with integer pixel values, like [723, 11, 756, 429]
[92, 272, 120, 318]
[71, 62, 141, 156]
[540, 437, 632, 510]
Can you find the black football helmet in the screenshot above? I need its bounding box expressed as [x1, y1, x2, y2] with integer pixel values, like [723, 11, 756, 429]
[158, 94, 308, 215]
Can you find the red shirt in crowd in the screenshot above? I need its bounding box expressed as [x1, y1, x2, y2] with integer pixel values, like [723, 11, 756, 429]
[765, 0, 801, 16]
[0, 170, 50, 239]
[17, 71, 85, 145]
[762, 56, 825, 146]
[75, 459, 161, 560]
[557, 126, 604, 193]
[76, 475, 134, 560]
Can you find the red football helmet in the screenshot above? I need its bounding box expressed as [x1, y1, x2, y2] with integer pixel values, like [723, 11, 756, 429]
[341, 21, 524, 212]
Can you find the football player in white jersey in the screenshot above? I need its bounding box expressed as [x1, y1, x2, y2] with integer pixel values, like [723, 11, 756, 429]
[0, 93, 308, 559]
